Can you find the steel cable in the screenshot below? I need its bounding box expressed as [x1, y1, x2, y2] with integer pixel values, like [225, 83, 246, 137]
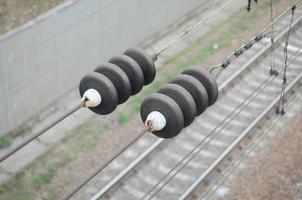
[63, 128, 148, 200]
[0, 0, 238, 167]
[202, 88, 302, 200]
[0, 101, 85, 163]
[75, 2, 302, 199]
[6, 0, 297, 198]
[142, 67, 277, 200]
[277, 5, 296, 115]
[141, 46, 302, 199]
[154, 0, 236, 57]
[269, 0, 278, 75]
[208, 0, 301, 75]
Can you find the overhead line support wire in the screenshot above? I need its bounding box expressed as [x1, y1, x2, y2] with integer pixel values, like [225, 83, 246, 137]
[187, 48, 302, 200]
[202, 89, 302, 200]
[0, 101, 85, 163]
[208, 0, 301, 75]
[154, 0, 236, 58]
[62, 1, 236, 198]
[142, 62, 279, 200]
[142, 38, 302, 200]
[276, 4, 297, 115]
[63, 128, 148, 200]
[269, 0, 278, 76]
[0, 0, 236, 164]
[72, 0, 300, 199]
[65, 0, 300, 199]
[180, 47, 302, 200]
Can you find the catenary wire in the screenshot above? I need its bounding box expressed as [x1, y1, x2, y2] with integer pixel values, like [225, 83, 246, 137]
[142, 66, 278, 199]
[269, 0, 277, 74]
[3, 0, 298, 165]
[154, 0, 236, 57]
[0, 101, 85, 163]
[60, 1, 250, 199]
[63, 128, 148, 200]
[141, 5, 302, 197]
[74, 2, 302, 199]
[142, 65, 274, 199]
[0, 9, 238, 200]
[208, 0, 301, 74]
[141, 46, 302, 199]
[201, 48, 302, 199]
[2, 0, 298, 197]
[72, 3, 300, 198]
[277, 4, 296, 114]
[68, 3, 300, 198]
[0, 0, 239, 164]
[184, 48, 302, 200]
[202, 88, 302, 200]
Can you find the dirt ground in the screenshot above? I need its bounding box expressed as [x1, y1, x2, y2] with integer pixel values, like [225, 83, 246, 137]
[0, 0, 300, 200]
[222, 104, 302, 200]
[0, 0, 71, 35]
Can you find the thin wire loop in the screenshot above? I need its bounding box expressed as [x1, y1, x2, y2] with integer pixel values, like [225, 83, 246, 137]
[0, 0, 242, 166]
[141, 47, 302, 199]
[276, 5, 296, 115]
[208, 0, 301, 75]
[0, 0, 234, 166]
[142, 68, 276, 200]
[269, 0, 278, 75]
[68, 2, 301, 198]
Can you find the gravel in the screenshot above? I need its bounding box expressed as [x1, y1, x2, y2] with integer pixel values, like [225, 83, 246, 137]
[219, 98, 302, 200]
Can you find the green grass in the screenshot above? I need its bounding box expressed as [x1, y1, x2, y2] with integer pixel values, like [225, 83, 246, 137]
[0, 121, 104, 200]
[0, 136, 12, 149]
[0, 1, 280, 199]
[18, 125, 31, 136]
[30, 167, 56, 188]
[126, 2, 271, 117]
[118, 112, 130, 124]
[0, 124, 32, 149]
[69, 131, 100, 155]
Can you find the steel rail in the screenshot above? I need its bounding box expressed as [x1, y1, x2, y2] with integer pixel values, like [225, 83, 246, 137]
[145, 46, 302, 200]
[202, 89, 302, 200]
[180, 49, 302, 200]
[89, 16, 302, 200]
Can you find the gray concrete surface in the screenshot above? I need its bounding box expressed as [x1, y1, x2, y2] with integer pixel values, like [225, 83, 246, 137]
[0, 0, 209, 137]
[0, 0, 243, 186]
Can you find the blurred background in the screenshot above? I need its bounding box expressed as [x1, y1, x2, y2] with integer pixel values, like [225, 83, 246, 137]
[0, 0, 301, 199]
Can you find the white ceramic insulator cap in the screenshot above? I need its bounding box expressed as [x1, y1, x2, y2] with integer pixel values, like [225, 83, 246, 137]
[81, 89, 102, 108]
[145, 111, 166, 132]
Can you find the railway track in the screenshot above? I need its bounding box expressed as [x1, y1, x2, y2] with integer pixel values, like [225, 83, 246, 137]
[76, 10, 302, 200]
[193, 83, 302, 200]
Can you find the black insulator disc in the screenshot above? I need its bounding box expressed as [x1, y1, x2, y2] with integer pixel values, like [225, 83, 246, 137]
[140, 93, 184, 139]
[124, 47, 156, 85]
[95, 63, 131, 104]
[182, 67, 218, 106]
[157, 84, 197, 127]
[109, 55, 144, 95]
[79, 72, 118, 115]
[171, 74, 209, 116]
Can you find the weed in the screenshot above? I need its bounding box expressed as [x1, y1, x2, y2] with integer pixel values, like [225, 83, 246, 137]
[0, 136, 12, 149]
[0, 2, 281, 199]
[118, 113, 130, 124]
[30, 167, 55, 188]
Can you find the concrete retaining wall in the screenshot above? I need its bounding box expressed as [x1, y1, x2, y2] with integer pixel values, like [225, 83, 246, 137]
[0, 0, 205, 137]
